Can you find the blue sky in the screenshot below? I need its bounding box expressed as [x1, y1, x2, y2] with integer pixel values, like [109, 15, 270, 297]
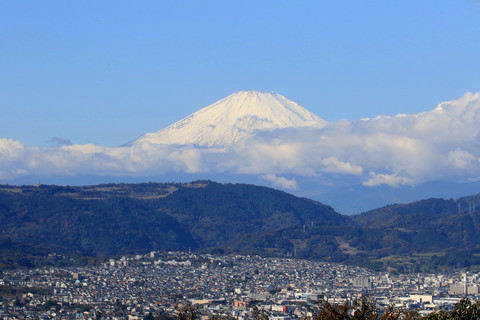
[1, 0, 480, 147]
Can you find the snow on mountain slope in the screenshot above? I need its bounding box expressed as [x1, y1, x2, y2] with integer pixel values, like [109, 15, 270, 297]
[127, 91, 326, 148]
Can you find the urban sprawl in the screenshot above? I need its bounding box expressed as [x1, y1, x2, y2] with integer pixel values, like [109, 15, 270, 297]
[0, 251, 478, 319]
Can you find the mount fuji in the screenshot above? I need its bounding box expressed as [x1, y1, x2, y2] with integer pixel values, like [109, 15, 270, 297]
[127, 91, 326, 148]
[3, 90, 480, 214]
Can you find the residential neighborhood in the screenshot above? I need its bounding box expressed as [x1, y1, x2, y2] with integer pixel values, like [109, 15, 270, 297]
[0, 251, 477, 319]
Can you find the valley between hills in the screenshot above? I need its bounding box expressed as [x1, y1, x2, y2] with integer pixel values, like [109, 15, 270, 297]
[1, 181, 479, 272]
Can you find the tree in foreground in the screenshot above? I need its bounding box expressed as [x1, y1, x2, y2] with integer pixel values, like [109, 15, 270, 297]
[422, 298, 480, 320]
[173, 297, 480, 320]
[176, 303, 198, 320]
[312, 296, 419, 320]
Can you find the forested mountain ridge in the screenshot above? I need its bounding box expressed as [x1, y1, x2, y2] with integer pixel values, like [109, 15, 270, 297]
[353, 194, 480, 249]
[1, 181, 480, 272]
[351, 194, 480, 270]
[0, 181, 350, 267]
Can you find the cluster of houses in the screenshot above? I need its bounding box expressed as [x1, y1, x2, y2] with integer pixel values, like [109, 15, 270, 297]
[0, 251, 478, 319]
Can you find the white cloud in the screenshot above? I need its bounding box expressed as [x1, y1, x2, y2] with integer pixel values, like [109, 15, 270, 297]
[362, 172, 414, 187]
[447, 149, 480, 170]
[0, 138, 24, 157]
[167, 148, 205, 173]
[0, 139, 26, 179]
[261, 174, 298, 190]
[1, 92, 480, 190]
[320, 157, 363, 175]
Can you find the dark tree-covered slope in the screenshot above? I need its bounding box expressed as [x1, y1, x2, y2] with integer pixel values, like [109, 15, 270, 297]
[353, 195, 480, 249]
[0, 181, 351, 267]
[2, 181, 480, 272]
[349, 194, 480, 270]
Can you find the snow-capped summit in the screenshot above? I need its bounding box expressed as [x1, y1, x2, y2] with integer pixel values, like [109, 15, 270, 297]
[128, 91, 326, 148]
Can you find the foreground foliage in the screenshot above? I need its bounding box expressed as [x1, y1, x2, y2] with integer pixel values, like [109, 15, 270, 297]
[312, 298, 480, 320]
[174, 298, 480, 320]
[422, 298, 480, 320]
[313, 297, 419, 320]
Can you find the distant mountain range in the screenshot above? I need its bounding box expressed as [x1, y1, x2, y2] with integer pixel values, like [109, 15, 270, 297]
[2, 90, 480, 214]
[314, 180, 480, 214]
[1, 181, 480, 272]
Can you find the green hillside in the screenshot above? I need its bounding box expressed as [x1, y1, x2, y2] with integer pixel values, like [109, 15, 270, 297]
[1, 181, 480, 272]
[0, 181, 350, 267]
